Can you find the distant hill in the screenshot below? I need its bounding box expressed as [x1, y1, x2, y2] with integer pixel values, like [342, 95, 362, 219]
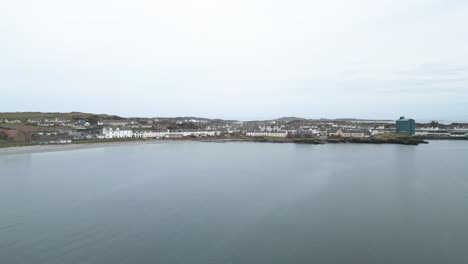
[154, 117, 238, 122]
[155, 116, 213, 121]
[273, 117, 308, 122]
[319, 118, 393, 122]
[0, 112, 123, 121]
[0, 112, 395, 123]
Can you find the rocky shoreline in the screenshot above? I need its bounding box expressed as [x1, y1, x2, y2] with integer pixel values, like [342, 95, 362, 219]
[202, 135, 428, 145]
[0, 136, 431, 156]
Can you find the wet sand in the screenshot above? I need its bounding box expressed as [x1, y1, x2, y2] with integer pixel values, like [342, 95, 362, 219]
[0, 140, 172, 156]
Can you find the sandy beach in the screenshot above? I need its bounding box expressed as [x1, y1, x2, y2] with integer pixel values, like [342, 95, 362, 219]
[0, 140, 173, 157]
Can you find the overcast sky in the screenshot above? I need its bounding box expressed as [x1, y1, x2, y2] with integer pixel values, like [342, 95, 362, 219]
[1, 0, 468, 121]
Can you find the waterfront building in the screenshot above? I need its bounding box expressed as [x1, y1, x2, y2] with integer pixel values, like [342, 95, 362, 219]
[133, 131, 167, 138]
[168, 130, 221, 137]
[132, 130, 221, 139]
[102, 127, 133, 139]
[450, 131, 468, 138]
[396, 116, 416, 135]
[245, 131, 288, 137]
[328, 129, 370, 138]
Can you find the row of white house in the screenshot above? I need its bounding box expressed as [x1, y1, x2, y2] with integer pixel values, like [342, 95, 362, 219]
[245, 131, 289, 137]
[102, 128, 134, 138]
[0, 119, 22, 123]
[102, 128, 221, 139]
[258, 125, 284, 132]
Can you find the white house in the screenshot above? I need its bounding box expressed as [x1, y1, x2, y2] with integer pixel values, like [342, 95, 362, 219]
[98, 120, 128, 126]
[258, 125, 284, 132]
[245, 131, 288, 137]
[5, 119, 22, 123]
[133, 130, 222, 138]
[44, 117, 68, 123]
[102, 127, 133, 139]
[132, 130, 170, 138]
[170, 130, 221, 137]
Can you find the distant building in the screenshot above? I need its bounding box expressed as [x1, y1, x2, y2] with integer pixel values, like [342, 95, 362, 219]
[27, 118, 42, 123]
[396, 116, 415, 135]
[133, 131, 162, 138]
[44, 117, 68, 123]
[295, 130, 320, 137]
[449, 131, 466, 137]
[258, 125, 283, 132]
[38, 123, 55, 127]
[245, 131, 288, 137]
[167, 130, 221, 137]
[98, 120, 128, 126]
[102, 127, 133, 139]
[4, 119, 22, 123]
[77, 120, 91, 127]
[36, 139, 72, 145]
[328, 129, 370, 138]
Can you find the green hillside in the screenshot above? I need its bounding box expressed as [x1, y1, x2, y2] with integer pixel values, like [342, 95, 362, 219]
[0, 112, 123, 121]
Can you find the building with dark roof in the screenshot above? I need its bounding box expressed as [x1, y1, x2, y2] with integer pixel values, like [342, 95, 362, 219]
[396, 116, 416, 135]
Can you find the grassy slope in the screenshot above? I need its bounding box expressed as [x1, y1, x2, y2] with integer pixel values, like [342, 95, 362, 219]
[0, 140, 32, 148]
[0, 123, 66, 131]
[0, 112, 123, 120]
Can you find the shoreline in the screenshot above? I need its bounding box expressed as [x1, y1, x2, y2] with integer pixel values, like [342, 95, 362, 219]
[0, 136, 438, 156]
[0, 140, 170, 156]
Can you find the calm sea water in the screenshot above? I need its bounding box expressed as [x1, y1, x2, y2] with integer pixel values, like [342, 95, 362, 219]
[1, 141, 468, 264]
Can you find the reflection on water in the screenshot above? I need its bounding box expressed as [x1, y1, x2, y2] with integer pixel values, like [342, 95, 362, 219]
[1, 141, 468, 264]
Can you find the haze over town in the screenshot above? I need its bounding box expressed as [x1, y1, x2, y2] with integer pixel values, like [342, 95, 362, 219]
[2, 0, 468, 121]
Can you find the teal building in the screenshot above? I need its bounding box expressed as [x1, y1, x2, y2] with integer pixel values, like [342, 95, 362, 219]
[396, 116, 416, 135]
